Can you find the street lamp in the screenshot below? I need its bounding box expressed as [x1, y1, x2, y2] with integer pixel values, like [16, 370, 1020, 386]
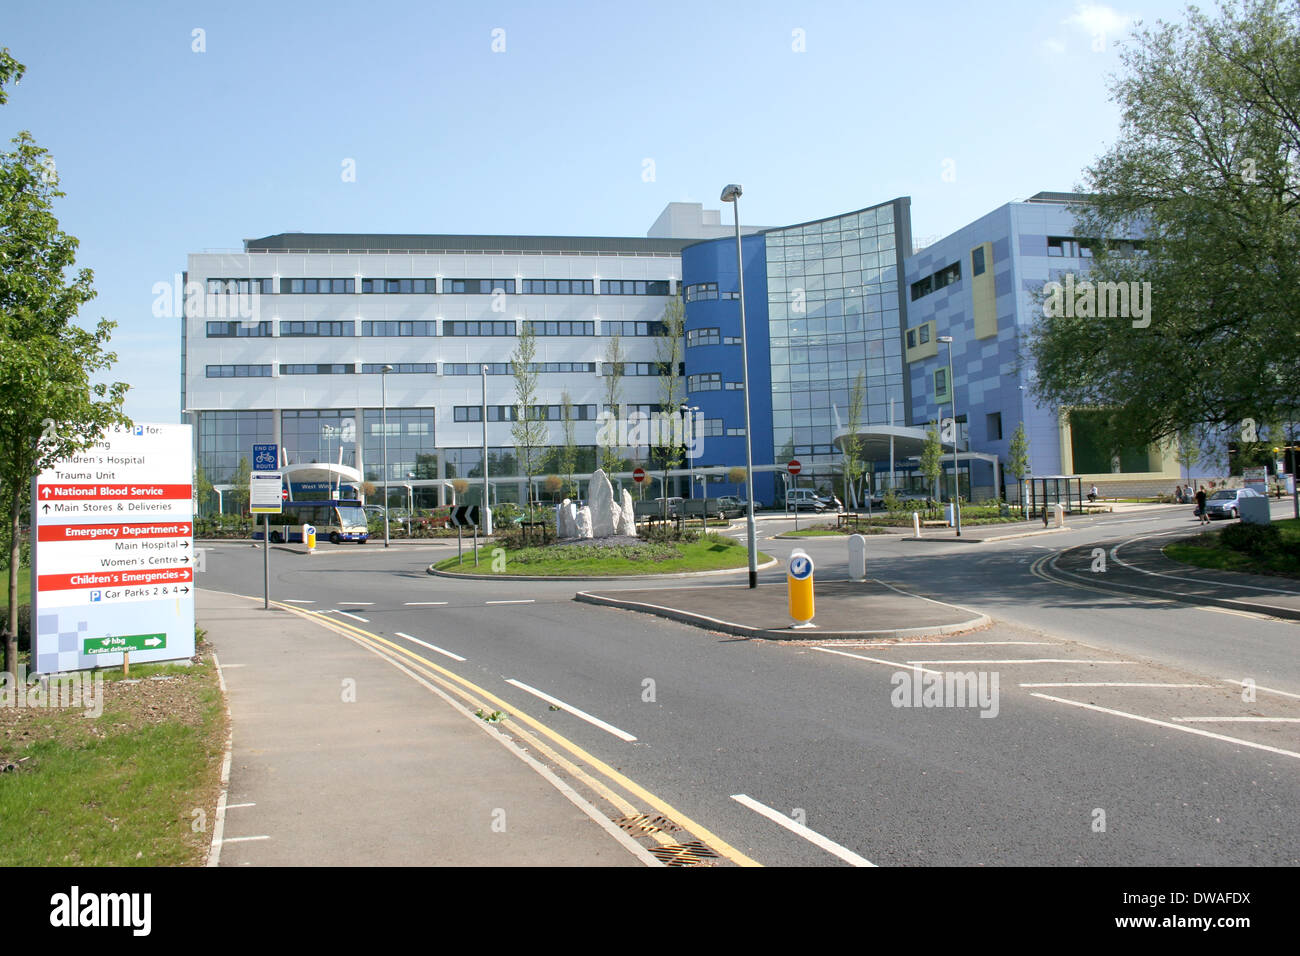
[680, 403, 701, 529]
[936, 336, 961, 536]
[381, 364, 394, 547]
[721, 183, 758, 588]
[481, 364, 491, 534]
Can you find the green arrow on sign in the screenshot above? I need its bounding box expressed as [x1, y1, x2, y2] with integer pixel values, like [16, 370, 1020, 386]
[82, 633, 167, 655]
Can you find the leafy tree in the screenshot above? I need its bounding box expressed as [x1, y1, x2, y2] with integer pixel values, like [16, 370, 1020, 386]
[194, 461, 215, 516]
[841, 371, 867, 508]
[509, 323, 548, 505]
[1, 50, 130, 676]
[1027, 0, 1300, 458]
[1006, 421, 1030, 507]
[227, 457, 252, 513]
[599, 334, 625, 476]
[920, 423, 944, 501]
[654, 297, 687, 516]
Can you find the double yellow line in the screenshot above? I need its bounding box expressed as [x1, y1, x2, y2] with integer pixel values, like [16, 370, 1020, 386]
[264, 597, 761, 867]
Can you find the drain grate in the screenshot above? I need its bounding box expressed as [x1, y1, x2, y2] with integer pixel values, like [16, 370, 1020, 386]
[614, 813, 683, 836]
[647, 841, 720, 867]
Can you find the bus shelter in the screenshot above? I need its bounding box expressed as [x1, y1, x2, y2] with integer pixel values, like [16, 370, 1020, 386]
[1021, 475, 1084, 519]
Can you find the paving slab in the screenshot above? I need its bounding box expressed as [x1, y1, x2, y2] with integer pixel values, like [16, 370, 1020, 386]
[576, 579, 989, 640]
[198, 588, 645, 866]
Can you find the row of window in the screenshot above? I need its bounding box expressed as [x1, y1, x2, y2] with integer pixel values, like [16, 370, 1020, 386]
[687, 327, 720, 347]
[905, 324, 931, 348]
[208, 318, 671, 338]
[1046, 236, 1146, 258]
[362, 321, 438, 336]
[207, 321, 273, 337]
[910, 261, 962, 301]
[524, 320, 595, 336]
[207, 361, 600, 378]
[453, 404, 600, 423]
[207, 277, 675, 296]
[603, 321, 667, 337]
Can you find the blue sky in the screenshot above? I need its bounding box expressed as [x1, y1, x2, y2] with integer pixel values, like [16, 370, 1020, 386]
[2, 0, 1193, 423]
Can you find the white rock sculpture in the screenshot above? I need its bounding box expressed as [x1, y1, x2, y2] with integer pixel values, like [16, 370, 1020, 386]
[560, 501, 578, 538]
[588, 469, 618, 538]
[619, 489, 636, 535]
[556, 498, 570, 538]
[575, 506, 594, 539]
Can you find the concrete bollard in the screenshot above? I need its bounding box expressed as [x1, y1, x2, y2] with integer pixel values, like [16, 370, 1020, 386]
[1054, 503, 1065, 528]
[913, 511, 921, 538]
[848, 534, 867, 582]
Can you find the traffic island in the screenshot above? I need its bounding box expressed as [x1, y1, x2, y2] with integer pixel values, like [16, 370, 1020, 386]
[575, 579, 989, 640]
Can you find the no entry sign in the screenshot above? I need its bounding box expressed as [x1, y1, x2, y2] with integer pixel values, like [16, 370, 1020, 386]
[633, 467, 646, 484]
[787, 460, 802, 476]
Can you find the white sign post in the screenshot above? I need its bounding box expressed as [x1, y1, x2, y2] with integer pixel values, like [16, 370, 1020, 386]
[32, 423, 195, 674]
[249, 471, 282, 609]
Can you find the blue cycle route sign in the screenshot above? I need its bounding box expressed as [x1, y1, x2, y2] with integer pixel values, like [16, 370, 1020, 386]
[252, 444, 278, 472]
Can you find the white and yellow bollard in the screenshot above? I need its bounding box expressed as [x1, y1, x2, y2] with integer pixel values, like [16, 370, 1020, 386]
[787, 549, 815, 628]
[303, 523, 316, 554]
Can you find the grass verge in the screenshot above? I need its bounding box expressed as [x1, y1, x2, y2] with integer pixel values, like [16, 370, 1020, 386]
[434, 532, 770, 576]
[1163, 518, 1300, 579]
[0, 638, 227, 865]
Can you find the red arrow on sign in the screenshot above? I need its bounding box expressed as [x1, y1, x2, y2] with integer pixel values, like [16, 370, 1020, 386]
[787, 460, 802, 476]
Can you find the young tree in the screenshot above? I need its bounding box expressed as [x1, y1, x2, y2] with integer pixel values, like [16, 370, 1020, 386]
[1027, 1, 1300, 455]
[599, 333, 625, 476]
[841, 371, 867, 509]
[509, 323, 549, 505]
[227, 457, 252, 514]
[194, 461, 214, 516]
[654, 297, 687, 517]
[558, 390, 579, 497]
[1005, 421, 1030, 509]
[1, 51, 131, 676]
[920, 423, 944, 502]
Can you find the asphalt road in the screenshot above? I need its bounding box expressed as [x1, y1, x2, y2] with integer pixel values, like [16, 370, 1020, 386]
[195, 504, 1300, 866]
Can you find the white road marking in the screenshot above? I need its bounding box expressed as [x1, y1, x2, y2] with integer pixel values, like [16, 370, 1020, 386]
[833, 641, 1051, 648]
[339, 602, 375, 606]
[730, 794, 875, 867]
[812, 646, 942, 675]
[1174, 716, 1300, 723]
[1111, 533, 1300, 595]
[405, 601, 449, 606]
[1221, 679, 1300, 700]
[487, 599, 535, 605]
[394, 632, 467, 662]
[503, 679, 637, 742]
[217, 663, 245, 668]
[220, 835, 271, 844]
[336, 610, 370, 623]
[1030, 693, 1300, 761]
[1020, 682, 1212, 689]
[225, 802, 256, 809]
[283, 599, 315, 604]
[906, 658, 1134, 665]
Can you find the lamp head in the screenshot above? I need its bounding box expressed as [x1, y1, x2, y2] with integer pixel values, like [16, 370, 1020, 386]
[720, 184, 743, 202]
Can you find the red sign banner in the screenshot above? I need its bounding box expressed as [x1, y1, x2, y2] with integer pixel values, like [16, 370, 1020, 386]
[38, 567, 194, 592]
[37, 522, 192, 542]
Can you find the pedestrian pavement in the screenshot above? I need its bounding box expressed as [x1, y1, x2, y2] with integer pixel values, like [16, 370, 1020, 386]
[576, 578, 989, 640]
[197, 588, 645, 866]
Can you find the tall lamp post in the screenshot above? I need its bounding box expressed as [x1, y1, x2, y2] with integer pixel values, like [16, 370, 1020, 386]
[936, 337, 961, 537]
[680, 402, 701, 529]
[481, 363, 491, 534]
[381, 364, 394, 547]
[721, 183, 758, 588]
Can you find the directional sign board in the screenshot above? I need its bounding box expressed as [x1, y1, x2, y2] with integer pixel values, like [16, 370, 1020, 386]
[252, 443, 279, 472]
[450, 505, 481, 528]
[33, 422, 195, 673]
[250, 472, 284, 514]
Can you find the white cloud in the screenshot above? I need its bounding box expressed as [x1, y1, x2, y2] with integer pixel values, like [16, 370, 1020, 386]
[1042, 38, 1067, 55]
[1064, 3, 1130, 39]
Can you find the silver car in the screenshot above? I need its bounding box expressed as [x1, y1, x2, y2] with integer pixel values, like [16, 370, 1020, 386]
[1203, 487, 1263, 519]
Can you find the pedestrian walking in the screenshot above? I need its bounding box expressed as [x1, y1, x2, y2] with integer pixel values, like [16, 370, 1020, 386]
[1195, 486, 1208, 525]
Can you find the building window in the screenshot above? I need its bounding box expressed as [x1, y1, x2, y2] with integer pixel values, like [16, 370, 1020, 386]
[723, 335, 742, 345]
[454, 405, 524, 422]
[206, 321, 272, 337]
[932, 262, 961, 291]
[280, 364, 355, 375]
[972, 247, 986, 276]
[444, 321, 515, 336]
[987, 411, 1003, 441]
[531, 362, 597, 373]
[687, 373, 722, 391]
[529, 404, 597, 421]
[360, 363, 437, 374]
[918, 325, 930, 344]
[205, 364, 272, 377]
[206, 278, 273, 294]
[521, 279, 594, 295]
[684, 282, 728, 302]
[686, 327, 721, 347]
[607, 361, 672, 376]
[361, 278, 437, 294]
[910, 276, 933, 301]
[699, 418, 724, 437]
[442, 279, 517, 294]
[726, 427, 746, 436]
[362, 320, 437, 336]
[725, 382, 743, 390]
[907, 329, 916, 348]
[599, 279, 670, 295]
[603, 320, 667, 336]
[280, 320, 354, 337]
[934, 367, 949, 403]
[444, 363, 511, 375]
[282, 278, 356, 294]
[522, 320, 595, 336]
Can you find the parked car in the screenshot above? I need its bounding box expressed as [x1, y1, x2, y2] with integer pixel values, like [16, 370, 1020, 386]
[1204, 487, 1264, 520]
[716, 495, 747, 518]
[786, 488, 836, 513]
[652, 496, 684, 516]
